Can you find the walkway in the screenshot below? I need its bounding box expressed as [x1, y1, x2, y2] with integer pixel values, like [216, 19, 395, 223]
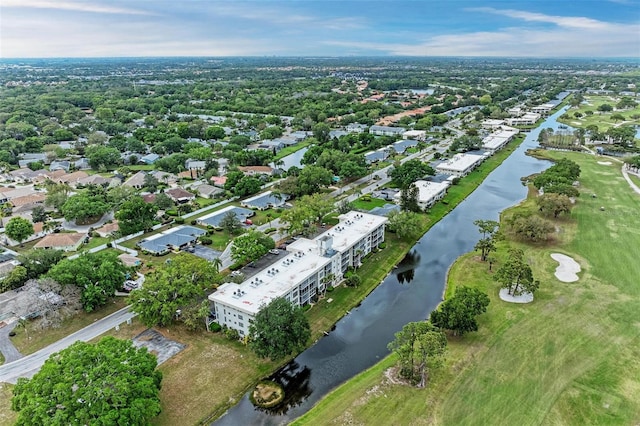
[622, 167, 640, 195]
[0, 306, 135, 383]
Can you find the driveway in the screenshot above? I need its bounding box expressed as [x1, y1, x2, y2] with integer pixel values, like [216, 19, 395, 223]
[190, 245, 221, 262]
[0, 322, 23, 363]
[62, 212, 115, 232]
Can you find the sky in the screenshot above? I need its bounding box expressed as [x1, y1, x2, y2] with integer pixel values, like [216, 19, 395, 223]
[1, 0, 639, 58]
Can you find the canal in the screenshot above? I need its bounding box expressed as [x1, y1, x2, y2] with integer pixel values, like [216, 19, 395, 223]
[215, 105, 570, 425]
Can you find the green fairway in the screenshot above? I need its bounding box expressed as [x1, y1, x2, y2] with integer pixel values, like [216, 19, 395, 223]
[558, 94, 640, 132]
[294, 152, 640, 425]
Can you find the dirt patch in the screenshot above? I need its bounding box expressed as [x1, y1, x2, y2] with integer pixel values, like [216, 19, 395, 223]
[383, 366, 414, 386]
[132, 329, 186, 365]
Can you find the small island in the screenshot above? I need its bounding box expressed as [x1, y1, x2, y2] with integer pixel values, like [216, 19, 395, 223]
[250, 381, 285, 409]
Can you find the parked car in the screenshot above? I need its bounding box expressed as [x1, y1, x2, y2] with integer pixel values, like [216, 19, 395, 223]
[269, 249, 279, 255]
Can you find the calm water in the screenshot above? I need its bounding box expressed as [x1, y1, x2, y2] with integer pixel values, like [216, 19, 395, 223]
[214, 106, 570, 426]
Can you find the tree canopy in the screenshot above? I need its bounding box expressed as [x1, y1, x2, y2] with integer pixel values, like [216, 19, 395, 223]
[231, 230, 275, 265]
[494, 248, 540, 296]
[129, 253, 220, 327]
[47, 251, 128, 311]
[387, 210, 424, 240]
[12, 337, 162, 426]
[389, 159, 435, 189]
[430, 286, 490, 336]
[61, 193, 110, 223]
[5, 217, 34, 245]
[115, 196, 158, 235]
[249, 297, 311, 359]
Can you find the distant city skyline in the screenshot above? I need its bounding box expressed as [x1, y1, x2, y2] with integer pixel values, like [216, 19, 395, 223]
[1, 0, 639, 58]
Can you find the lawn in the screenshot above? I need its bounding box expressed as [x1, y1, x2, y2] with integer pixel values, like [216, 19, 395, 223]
[294, 151, 640, 426]
[273, 140, 312, 161]
[557, 94, 640, 132]
[350, 196, 389, 211]
[0, 383, 15, 426]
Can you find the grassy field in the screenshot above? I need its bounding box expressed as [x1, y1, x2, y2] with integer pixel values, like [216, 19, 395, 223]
[293, 152, 640, 425]
[558, 94, 640, 132]
[350, 196, 389, 211]
[0, 383, 14, 426]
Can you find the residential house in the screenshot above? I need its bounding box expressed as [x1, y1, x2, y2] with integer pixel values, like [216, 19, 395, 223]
[57, 171, 89, 187]
[258, 140, 285, 152]
[436, 153, 488, 177]
[95, 222, 119, 238]
[185, 159, 206, 171]
[138, 225, 205, 255]
[369, 125, 406, 137]
[8, 168, 40, 183]
[18, 153, 48, 168]
[49, 160, 71, 172]
[346, 123, 369, 133]
[210, 176, 227, 188]
[76, 174, 112, 187]
[237, 166, 274, 176]
[10, 193, 46, 213]
[140, 153, 160, 165]
[240, 191, 288, 210]
[34, 232, 87, 252]
[402, 130, 427, 141]
[123, 171, 147, 189]
[395, 180, 450, 209]
[118, 253, 142, 268]
[74, 158, 91, 170]
[364, 148, 390, 164]
[196, 184, 224, 199]
[165, 187, 195, 204]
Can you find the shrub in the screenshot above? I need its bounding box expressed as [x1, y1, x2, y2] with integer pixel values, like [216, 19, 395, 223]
[191, 220, 197, 225]
[326, 286, 334, 292]
[224, 327, 240, 340]
[209, 322, 222, 332]
[174, 217, 185, 224]
[166, 209, 178, 216]
[264, 227, 277, 234]
[229, 262, 242, 271]
[200, 236, 212, 245]
[106, 242, 112, 248]
[378, 242, 386, 249]
[303, 304, 312, 311]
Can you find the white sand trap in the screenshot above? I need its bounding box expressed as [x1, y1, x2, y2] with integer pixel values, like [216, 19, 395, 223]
[499, 288, 534, 304]
[551, 253, 581, 282]
[597, 161, 612, 165]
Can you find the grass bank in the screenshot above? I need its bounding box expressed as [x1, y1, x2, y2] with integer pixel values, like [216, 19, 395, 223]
[294, 151, 640, 425]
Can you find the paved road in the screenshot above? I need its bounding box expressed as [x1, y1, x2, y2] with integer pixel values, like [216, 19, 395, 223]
[0, 306, 135, 384]
[0, 322, 22, 363]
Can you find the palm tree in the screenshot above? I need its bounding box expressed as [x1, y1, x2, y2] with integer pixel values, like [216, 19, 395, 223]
[211, 257, 223, 274]
[266, 212, 273, 228]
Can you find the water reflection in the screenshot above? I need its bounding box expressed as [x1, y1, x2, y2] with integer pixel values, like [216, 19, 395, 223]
[259, 361, 312, 415]
[395, 250, 422, 284]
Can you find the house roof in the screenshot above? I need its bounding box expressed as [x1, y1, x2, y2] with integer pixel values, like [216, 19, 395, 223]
[58, 171, 89, 184]
[118, 253, 142, 267]
[210, 176, 227, 186]
[139, 226, 205, 254]
[197, 184, 223, 196]
[96, 222, 119, 235]
[123, 171, 147, 187]
[237, 166, 273, 174]
[165, 188, 195, 200]
[10, 193, 46, 207]
[34, 233, 87, 249]
[77, 175, 111, 186]
[142, 194, 157, 203]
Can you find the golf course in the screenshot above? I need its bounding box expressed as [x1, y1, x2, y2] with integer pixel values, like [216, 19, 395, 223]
[293, 150, 640, 425]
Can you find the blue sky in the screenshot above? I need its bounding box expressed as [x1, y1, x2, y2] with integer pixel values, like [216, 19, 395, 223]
[1, 0, 639, 58]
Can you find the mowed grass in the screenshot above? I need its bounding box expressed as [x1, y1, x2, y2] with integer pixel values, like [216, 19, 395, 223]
[558, 94, 640, 131]
[0, 383, 15, 426]
[294, 152, 640, 425]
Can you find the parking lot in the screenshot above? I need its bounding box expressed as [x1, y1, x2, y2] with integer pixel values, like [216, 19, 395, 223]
[189, 244, 221, 262]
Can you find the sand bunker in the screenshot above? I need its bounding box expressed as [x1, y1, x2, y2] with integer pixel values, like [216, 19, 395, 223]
[499, 288, 534, 304]
[551, 253, 581, 282]
[597, 161, 612, 165]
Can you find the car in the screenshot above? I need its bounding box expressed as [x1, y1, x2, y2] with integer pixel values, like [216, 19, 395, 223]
[269, 249, 279, 255]
[230, 271, 243, 277]
[277, 244, 287, 250]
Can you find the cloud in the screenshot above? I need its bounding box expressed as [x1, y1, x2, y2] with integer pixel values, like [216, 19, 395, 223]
[2, 0, 153, 15]
[468, 7, 611, 30]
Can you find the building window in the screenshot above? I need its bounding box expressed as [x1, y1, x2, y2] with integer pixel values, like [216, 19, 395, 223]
[238, 314, 243, 320]
[239, 322, 244, 328]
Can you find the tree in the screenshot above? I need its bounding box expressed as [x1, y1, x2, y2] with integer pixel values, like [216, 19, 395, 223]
[279, 193, 333, 236]
[5, 217, 34, 246]
[597, 103, 613, 112]
[219, 211, 243, 234]
[387, 210, 423, 240]
[389, 159, 435, 189]
[312, 122, 331, 143]
[205, 125, 225, 139]
[509, 214, 554, 242]
[387, 321, 446, 386]
[153, 192, 174, 210]
[45, 183, 70, 212]
[85, 145, 121, 170]
[400, 183, 421, 212]
[17, 249, 65, 280]
[537, 193, 573, 218]
[30, 206, 48, 223]
[473, 219, 500, 261]
[12, 337, 162, 426]
[47, 252, 128, 312]
[297, 165, 332, 196]
[129, 253, 219, 327]
[231, 230, 275, 264]
[144, 173, 159, 193]
[606, 125, 636, 146]
[249, 297, 310, 359]
[430, 286, 490, 336]
[107, 185, 138, 209]
[494, 248, 540, 296]
[61, 193, 110, 224]
[234, 176, 262, 197]
[116, 196, 158, 235]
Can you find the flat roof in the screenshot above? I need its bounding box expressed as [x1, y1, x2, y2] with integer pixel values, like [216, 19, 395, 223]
[139, 225, 205, 253]
[210, 251, 331, 315]
[482, 128, 518, 150]
[402, 180, 450, 203]
[198, 206, 254, 227]
[436, 153, 485, 172]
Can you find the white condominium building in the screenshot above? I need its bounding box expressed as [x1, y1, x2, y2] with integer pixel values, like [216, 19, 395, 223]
[209, 211, 387, 336]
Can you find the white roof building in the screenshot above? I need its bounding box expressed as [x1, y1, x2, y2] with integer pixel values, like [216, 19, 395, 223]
[482, 127, 519, 152]
[531, 103, 555, 115]
[395, 180, 450, 209]
[209, 211, 387, 336]
[436, 153, 487, 177]
[403, 130, 427, 141]
[481, 119, 505, 130]
[506, 112, 540, 127]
